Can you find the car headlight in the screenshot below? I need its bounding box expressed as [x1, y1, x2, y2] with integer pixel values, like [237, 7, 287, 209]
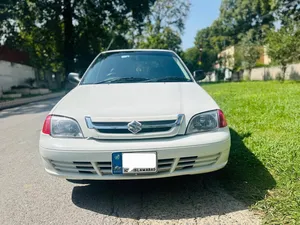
[42, 115, 83, 138]
[186, 110, 227, 134]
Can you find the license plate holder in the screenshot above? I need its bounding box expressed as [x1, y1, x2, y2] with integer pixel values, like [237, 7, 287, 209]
[112, 152, 157, 174]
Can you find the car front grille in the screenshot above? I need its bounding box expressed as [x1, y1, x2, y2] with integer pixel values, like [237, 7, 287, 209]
[84, 115, 184, 139]
[94, 120, 176, 134]
[97, 127, 172, 134]
[50, 153, 220, 177]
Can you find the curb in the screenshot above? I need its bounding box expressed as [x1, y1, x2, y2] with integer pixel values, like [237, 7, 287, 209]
[0, 92, 65, 110]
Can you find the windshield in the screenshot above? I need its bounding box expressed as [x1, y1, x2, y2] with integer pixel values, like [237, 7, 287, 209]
[80, 51, 192, 84]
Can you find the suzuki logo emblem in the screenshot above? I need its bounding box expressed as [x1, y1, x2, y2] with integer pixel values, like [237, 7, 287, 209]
[127, 120, 142, 134]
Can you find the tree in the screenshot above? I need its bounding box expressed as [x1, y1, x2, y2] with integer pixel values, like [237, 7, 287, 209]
[137, 0, 190, 53]
[232, 45, 244, 81]
[183, 47, 217, 73]
[194, 21, 233, 53]
[2, 1, 63, 71]
[139, 27, 182, 52]
[193, 20, 235, 75]
[266, 21, 300, 81]
[219, 0, 274, 43]
[237, 32, 261, 80]
[1, 0, 156, 80]
[144, 0, 190, 34]
[182, 47, 200, 72]
[272, 0, 300, 23]
[192, 0, 276, 81]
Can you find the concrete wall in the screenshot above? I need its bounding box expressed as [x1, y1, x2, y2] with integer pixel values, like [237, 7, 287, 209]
[247, 63, 300, 81]
[203, 72, 217, 82]
[0, 60, 35, 92]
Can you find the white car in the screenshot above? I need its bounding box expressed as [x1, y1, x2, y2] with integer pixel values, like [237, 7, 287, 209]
[39, 49, 231, 181]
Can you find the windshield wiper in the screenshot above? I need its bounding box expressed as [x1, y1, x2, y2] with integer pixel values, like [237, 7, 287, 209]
[95, 77, 149, 84]
[146, 76, 189, 82]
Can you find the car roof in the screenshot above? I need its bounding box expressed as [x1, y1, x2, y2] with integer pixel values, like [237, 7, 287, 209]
[101, 49, 176, 54]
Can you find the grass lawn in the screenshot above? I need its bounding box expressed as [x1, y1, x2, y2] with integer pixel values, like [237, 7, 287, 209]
[202, 81, 300, 224]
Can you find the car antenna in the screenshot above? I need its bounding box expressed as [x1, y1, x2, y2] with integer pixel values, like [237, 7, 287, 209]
[106, 38, 114, 51]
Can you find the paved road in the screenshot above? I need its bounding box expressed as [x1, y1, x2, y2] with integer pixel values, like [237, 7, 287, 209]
[0, 99, 260, 225]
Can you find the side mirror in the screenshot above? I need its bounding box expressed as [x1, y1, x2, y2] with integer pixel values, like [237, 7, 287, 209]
[68, 72, 80, 84]
[193, 70, 206, 81]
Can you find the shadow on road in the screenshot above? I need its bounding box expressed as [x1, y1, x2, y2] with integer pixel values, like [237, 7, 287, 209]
[0, 98, 59, 119]
[71, 128, 276, 220]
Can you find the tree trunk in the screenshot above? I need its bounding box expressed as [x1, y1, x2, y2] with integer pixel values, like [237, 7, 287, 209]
[63, 0, 74, 80]
[249, 68, 252, 81]
[282, 65, 287, 82]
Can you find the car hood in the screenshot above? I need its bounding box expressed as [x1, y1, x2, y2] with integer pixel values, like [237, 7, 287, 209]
[51, 82, 219, 122]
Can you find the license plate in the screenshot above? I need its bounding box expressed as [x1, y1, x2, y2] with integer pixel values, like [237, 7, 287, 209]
[112, 152, 157, 174]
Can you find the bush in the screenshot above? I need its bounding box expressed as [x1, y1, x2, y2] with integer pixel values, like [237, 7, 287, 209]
[263, 71, 273, 81]
[255, 63, 267, 68]
[290, 70, 300, 81]
[11, 84, 31, 89]
[275, 72, 285, 81]
[215, 69, 225, 81]
[38, 83, 48, 88]
[3, 91, 18, 94]
[243, 73, 251, 81]
[25, 78, 35, 86]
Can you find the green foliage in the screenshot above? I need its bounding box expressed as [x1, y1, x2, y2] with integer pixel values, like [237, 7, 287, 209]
[201, 50, 218, 72]
[266, 21, 300, 80]
[146, 0, 190, 34]
[203, 81, 300, 224]
[137, 0, 190, 54]
[192, 0, 274, 77]
[191, 0, 276, 75]
[263, 71, 272, 81]
[1, 0, 156, 79]
[216, 69, 225, 81]
[189, 21, 232, 73]
[290, 69, 300, 81]
[233, 46, 243, 72]
[182, 47, 200, 72]
[236, 33, 261, 79]
[182, 47, 217, 73]
[218, 53, 234, 70]
[194, 22, 233, 52]
[24, 78, 35, 86]
[272, 0, 300, 23]
[139, 27, 182, 53]
[275, 72, 285, 81]
[243, 73, 251, 81]
[255, 63, 267, 68]
[219, 0, 274, 42]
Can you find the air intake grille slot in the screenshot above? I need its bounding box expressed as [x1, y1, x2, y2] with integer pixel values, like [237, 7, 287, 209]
[97, 162, 112, 175]
[175, 153, 220, 171]
[157, 158, 174, 173]
[50, 160, 97, 174]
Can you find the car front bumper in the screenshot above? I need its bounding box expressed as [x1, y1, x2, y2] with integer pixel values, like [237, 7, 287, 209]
[39, 127, 231, 180]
